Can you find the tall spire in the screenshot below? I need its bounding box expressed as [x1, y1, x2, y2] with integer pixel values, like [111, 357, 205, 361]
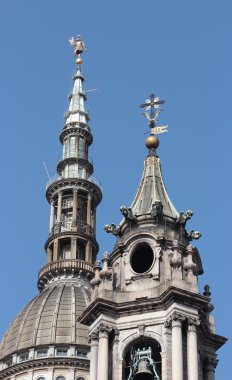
[39, 36, 102, 291]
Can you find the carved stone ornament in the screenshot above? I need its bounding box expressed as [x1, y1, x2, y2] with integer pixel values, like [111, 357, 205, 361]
[99, 252, 112, 280]
[120, 206, 137, 222]
[177, 210, 193, 225]
[98, 323, 112, 337]
[187, 316, 200, 327]
[164, 312, 186, 328]
[151, 200, 163, 218]
[172, 311, 186, 323]
[183, 244, 196, 274]
[103, 223, 120, 237]
[170, 240, 182, 269]
[153, 244, 162, 280]
[88, 329, 99, 343]
[187, 229, 202, 241]
[90, 260, 102, 287]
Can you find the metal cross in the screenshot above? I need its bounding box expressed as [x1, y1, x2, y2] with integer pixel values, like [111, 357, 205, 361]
[140, 93, 165, 128]
[140, 93, 168, 135]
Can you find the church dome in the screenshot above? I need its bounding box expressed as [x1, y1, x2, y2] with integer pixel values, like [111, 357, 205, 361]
[0, 282, 90, 360]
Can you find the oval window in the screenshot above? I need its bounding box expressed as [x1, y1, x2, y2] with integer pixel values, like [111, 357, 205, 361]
[130, 243, 154, 273]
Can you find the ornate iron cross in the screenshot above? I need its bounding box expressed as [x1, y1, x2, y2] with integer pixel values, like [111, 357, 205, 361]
[140, 93, 165, 128]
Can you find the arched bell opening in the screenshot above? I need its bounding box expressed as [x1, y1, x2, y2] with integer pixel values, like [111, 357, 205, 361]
[123, 337, 162, 380]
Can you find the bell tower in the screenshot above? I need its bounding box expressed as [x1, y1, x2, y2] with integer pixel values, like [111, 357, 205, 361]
[79, 94, 227, 380]
[38, 36, 102, 291]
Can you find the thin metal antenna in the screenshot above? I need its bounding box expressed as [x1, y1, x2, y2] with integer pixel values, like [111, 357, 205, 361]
[43, 161, 51, 180]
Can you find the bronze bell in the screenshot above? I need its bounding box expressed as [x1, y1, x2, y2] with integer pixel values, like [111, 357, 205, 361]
[134, 358, 153, 380]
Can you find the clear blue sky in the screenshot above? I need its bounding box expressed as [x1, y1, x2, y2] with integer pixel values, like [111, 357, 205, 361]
[0, 0, 231, 376]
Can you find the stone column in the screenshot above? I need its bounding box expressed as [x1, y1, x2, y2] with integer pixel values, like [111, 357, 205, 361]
[163, 319, 172, 380]
[93, 208, 96, 230]
[187, 318, 200, 380]
[171, 313, 185, 380]
[205, 356, 218, 380]
[87, 194, 92, 225]
[160, 352, 167, 380]
[57, 192, 63, 224]
[53, 239, 59, 261]
[72, 189, 78, 229]
[85, 241, 92, 263]
[49, 201, 55, 234]
[112, 329, 120, 380]
[90, 331, 99, 380]
[46, 247, 53, 263]
[71, 237, 77, 259]
[97, 323, 111, 380]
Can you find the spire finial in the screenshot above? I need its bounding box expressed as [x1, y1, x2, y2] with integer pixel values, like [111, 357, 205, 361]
[69, 35, 87, 65]
[140, 93, 168, 150]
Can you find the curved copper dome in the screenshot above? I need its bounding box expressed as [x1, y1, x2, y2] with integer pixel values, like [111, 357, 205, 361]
[0, 282, 90, 359]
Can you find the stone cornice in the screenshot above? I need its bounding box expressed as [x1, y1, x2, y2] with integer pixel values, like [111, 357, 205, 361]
[78, 286, 207, 324]
[78, 286, 227, 350]
[57, 157, 93, 176]
[59, 124, 93, 145]
[46, 178, 102, 206]
[0, 357, 89, 379]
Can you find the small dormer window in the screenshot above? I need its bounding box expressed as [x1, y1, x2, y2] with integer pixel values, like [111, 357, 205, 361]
[56, 348, 68, 356]
[5, 358, 12, 367]
[76, 349, 88, 358]
[19, 352, 29, 362]
[37, 349, 48, 358]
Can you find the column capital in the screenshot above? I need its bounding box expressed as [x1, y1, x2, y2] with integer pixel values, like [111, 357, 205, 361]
[98, 323, 112, 338]
[165, 311, 186, 328]
[89, 329, 99, 343]
[187, 316, 200, 331]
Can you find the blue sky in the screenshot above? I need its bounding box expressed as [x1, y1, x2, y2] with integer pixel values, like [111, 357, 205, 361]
[0, 0, 231, 376]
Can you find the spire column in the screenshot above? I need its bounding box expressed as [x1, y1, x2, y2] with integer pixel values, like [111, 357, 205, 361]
[87, 194, 92, 225]
[171, 313, 184, 380]
[187, 318, 200, 380]
[57, 192, 63, 225]
[97, 324, 111, 380]
[89, 330, 99, 380]
[72, 189, 78, 230]
[46, 247, 53, 263]
[49, 201, 55, 234]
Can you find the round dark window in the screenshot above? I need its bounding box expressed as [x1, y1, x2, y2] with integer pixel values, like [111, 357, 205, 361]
[130, 243, 154, 273]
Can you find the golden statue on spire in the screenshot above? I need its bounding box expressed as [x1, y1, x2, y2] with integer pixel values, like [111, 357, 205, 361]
[69, 35, 87, 65]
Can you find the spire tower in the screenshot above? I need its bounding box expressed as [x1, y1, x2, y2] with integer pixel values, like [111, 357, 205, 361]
[39, 37, 102, 290]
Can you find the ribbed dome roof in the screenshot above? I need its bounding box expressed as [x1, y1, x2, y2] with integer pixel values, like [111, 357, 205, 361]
[0, 282, 90, 359]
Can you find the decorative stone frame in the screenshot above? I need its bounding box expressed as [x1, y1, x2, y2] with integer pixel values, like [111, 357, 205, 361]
[129, 240, 156, 275]
[118, 331, 164, 380]
[119, 331, 164, 361]
[123, 234, 162, 282]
